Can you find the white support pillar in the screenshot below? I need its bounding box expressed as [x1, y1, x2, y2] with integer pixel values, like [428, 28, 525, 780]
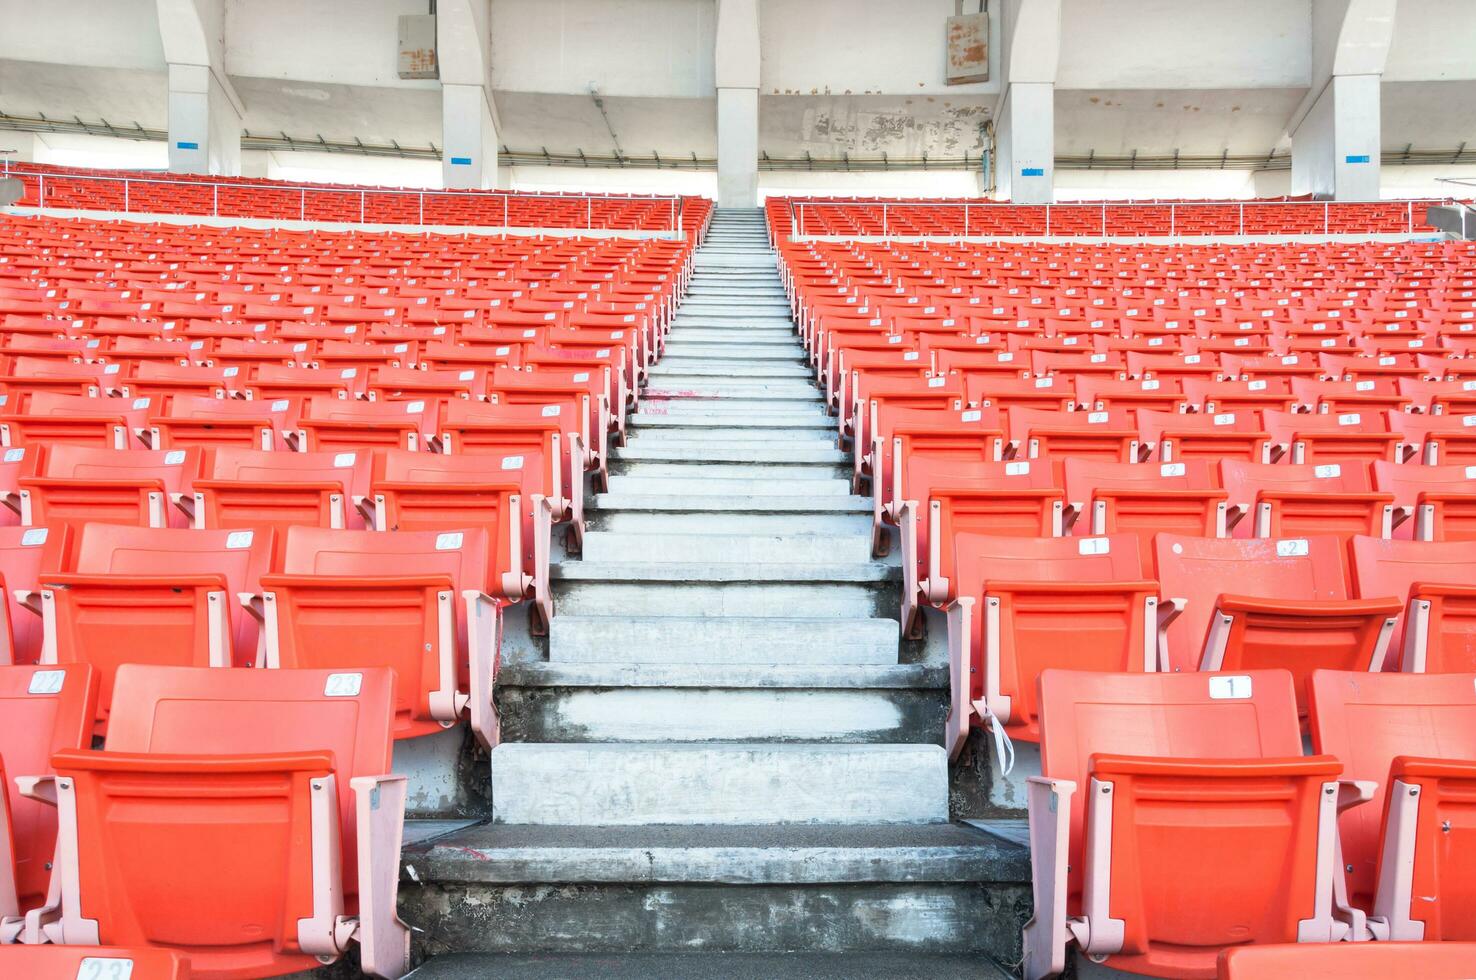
[1288, 0, 1396, 201]
[992, 0, 1060, 204]
[156, 0, 243, 175]
[715, 0, 760, 208]
[438, 0, 503, 190]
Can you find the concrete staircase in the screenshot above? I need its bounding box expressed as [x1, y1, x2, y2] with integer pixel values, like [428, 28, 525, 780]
[397, 209, 1027, 977]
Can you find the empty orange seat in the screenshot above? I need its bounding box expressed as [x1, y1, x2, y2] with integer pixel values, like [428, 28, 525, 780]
[0, 663, 97, 943]
[1349, 535, 1476, 672]
[1024, 669, 1348, 980]
[37, 524, 273, 722]
[193, 447, 370, 533]
[1217, 942, 1476, 979]
[371, 449, 545, 628]
[1389, 410, 1476, 464]
[1309, 670, 1476, 942]
[1262, 408, 1401, 464]
[943, 534, 1157, 756]
[0, 526, 69, 664]
[30, 664, 409, 977]
[1063, 458, 1227, 545]
[149, 394, 301, 452]
[0, 392, 151, 450]
[19, 446, 199, 531]
[1153, 534, 1399, 709]
[1371, 460, 1476, 541]
[1007, 407, 1140, 461]
[1219, 459, 1394, 539]
[1136, 408, 1272, 463]
[260, 525, 501, 745]
[296, 395, 438, 453]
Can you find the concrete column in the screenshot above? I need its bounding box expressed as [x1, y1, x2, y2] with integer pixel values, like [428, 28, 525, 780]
[438, 0, 504, 190]
[992, 0, 1060, 204]
[715, 0, 760, 208]
[1288, 0, 1395, 201]
[0, 132, 36, 163]
[156, 0, 243, 175]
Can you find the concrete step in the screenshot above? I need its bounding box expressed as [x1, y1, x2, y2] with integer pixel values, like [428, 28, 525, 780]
[591, 493, 868, 513]
[552, 576, 892, 619]
[400, 821, 1029, 958]
[488, 742, 948, 824]
[407, 951, 1016, 980]
[629, 412, 832, 430]
[612, 443, 844, 464]
[580, 529, 870, 564]
[642, 383, 820, 400]
[588, 508, 872, 537]
[552, 560, 898, 584]
[609, 459, 843, 480]
[655, 346, 802, 362]
[547, 613, 896, 665]
[500, 659, 941, 690]
[625, 430, 836, 448]
[649, 361, 811, 378]
[661, 328, 795, 343]
[632, 398, 825, 417]
[605, 474, 849, 496]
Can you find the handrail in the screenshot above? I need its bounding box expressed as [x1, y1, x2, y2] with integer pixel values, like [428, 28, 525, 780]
[788, 197, 1455, 239]
[0, 161, 687, 232]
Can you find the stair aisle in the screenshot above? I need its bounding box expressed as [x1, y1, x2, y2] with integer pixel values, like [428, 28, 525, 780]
[397, 209, 1029, 978]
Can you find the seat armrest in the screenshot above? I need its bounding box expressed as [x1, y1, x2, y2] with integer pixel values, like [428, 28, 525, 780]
[349, 774, 412, 979]
[1213, 593, 1402, 619]
[1023, 775, 1077, 980]
[463, 591, 503, 748]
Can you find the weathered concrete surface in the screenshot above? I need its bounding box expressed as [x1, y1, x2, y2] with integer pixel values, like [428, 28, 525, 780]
[489, 743, 949, 825]
[497, 684, 944, 743]
[548, 614, 898, 665]
[398, 882, 1030, 958]
[405, 951, 1017, 980]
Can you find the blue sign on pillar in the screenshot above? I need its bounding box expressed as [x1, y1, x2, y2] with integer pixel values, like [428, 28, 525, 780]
[449, 157, 473, 166]
[176, 141, 200, 150]
[1344, 154, 1370, 164]
[1021, 167, 1045, 177]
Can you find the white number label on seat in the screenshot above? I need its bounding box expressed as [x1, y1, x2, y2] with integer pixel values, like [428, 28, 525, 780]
[1209, 675, 1252, 700]
[324, 673, 363, 697]
[961, 410, 982, 422]
[1313, 464, 1341, 478]
[29, 670, 65, 695]
[1005, 462, 1030, 476]
[1079, 538, 1110, 555]
[21, 527, 47, 546]
[1160, 463, 1185, 477]
[77, 957, 134, 980]
[165, 451, 187, 465]
[226, 531, 254, 549]
[501, 455, 524, 470]
[541, 405, 561, 417]
[436, 532, 464, 551]
[1276, 539, 1310, 557]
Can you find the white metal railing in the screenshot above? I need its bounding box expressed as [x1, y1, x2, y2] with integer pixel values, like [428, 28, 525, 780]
[788, 197, 1455, 239]
[0, 161, 686, 233]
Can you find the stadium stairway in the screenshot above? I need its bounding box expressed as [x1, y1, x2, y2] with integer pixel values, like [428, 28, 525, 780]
[392, 209, 1028, 978]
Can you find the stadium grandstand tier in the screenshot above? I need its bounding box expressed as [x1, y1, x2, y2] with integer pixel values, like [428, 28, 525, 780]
[1, 161, 713, 236]
[766, 195, 1463, 238]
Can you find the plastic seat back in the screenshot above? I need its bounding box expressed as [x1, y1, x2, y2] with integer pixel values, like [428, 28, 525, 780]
[1219, 459, 1394, 540]
[947, 534, 1155, 750]
[1153, 534, 1398, 707]
[0, 664, 96, 923]
[1309, 670, 1476, 941]
[1008, 407, 1140, 461]
[1372, 460, 1476, 541]
[1217, 942, 1476, 980]
[262, 526, 494, 739]
[41, 525, 274, 720]
[0, 526, 69, 664]
[195, 447, 369, 533]
[48, 664, 396, 977]
[1028, 669, 1339, 979]
[20, 445, 200, 531]
[1349, 535, 1476, 671]
[1063, 459, 1226, 545]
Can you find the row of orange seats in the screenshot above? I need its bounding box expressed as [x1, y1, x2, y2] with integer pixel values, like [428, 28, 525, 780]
[1021, 667, 1476, 978]
[767, 195, 1452, 237]
[0, 660, 412, 978]
[5, 160, 714, 234]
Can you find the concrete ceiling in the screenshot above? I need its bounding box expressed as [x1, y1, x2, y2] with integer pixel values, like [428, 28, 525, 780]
[1054, 88, 1307, 158]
